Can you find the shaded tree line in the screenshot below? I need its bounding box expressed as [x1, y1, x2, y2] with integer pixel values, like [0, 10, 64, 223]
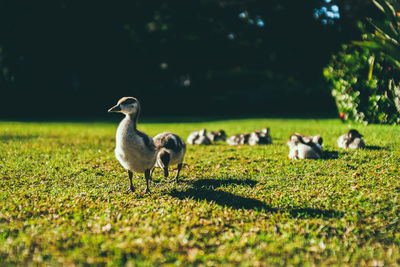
[0, 0, 376, 118]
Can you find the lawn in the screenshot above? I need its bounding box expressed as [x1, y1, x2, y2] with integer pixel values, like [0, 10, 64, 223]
[0, 118, 399, 266]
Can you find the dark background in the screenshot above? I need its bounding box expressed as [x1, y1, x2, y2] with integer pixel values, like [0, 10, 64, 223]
[0, 0, 376, 119]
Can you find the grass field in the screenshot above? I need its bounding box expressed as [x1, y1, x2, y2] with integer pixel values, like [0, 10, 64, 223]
[0, 118, 399, 266]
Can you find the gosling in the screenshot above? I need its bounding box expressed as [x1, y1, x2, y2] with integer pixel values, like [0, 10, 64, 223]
[248, 127, 272, 145]
[108, 97, 156, 194]
[287, 133, 323, 159]
[153, 132, 186, 182]
[206, 130, 227, 142]
[337, 129, 365, 149]
[227, 133, 251, 145]
[187, 129, 211, 145]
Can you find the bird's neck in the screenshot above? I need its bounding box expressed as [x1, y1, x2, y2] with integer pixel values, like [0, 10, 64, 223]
[125, 114, 138, 131]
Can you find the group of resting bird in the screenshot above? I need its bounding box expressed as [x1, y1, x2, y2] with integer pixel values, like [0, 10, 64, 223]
[186, 127, 273, 146]
[187, 127, 273, 146]
[287, 129, 365, 159]
[186, 129, 227, 145]
[108, 97, 366, 194]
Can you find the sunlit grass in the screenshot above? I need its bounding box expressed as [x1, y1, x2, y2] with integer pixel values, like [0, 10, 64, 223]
[0, 118, 399, 265]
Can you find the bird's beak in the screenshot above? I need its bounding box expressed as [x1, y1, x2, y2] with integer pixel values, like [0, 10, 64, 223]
[108, 104, 121, 113]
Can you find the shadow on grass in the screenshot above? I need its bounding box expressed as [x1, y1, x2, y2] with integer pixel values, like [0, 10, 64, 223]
[169, 178, 343, 218]
[366, 145, 387, 151]
[0, 135, 39, 141]
[188, 178, 258, 188]
[170, 188, 272, 211]
[323, 150, 339, 160]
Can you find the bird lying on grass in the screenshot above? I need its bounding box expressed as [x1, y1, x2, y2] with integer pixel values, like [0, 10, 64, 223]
[287, 133, 323, 159]
[187, 129, 211, 145]
[337, 129, 365, 149]
[206, 130, 227, 142]
[248, 127, 272, 145]
[227, 127, 272, 146]
[227, 133, 251, 145]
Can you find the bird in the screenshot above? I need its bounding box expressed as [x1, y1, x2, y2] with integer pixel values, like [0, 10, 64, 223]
[108, 96, 156, 194]
[227, 133, 251, 145]
[248, 127, 272, 145]
[337, 129, 365, 149]
[187, 129, 211, 145]
[287, 133, 323, 159]
[152, 132, 186, 182]
[206, 130, 227, 142]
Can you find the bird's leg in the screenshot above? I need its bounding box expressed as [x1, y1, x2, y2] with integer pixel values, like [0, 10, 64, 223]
[149, 167, 154, 181]
[128, 170, 135, 193]
[163, 167, 169, 178]
[175, 163, 183, 183]
[144, 169, 151, 194]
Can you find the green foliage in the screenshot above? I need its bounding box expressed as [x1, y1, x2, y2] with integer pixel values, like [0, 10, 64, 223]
[326, 0, 400, 124]
[0, 119, 400, 265]
[324, 45, 400, 124]
[353, 0, 400, 70]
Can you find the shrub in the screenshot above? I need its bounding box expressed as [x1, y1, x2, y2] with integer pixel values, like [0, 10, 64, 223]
[353, 0, 400, 70]
[324, 44, 400, 124]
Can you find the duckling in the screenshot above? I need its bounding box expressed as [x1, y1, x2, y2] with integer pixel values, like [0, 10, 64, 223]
[108, 97, 156, 194]
[152, 132, 186, 182]
[337, 129, 365, 149]
[187, 129, 211, 145]
[227, 133, 251, 145]
[248, 127, 272, 145]
[186, 129, 200, 145]
[206, 130, 227, 142]
[287, 133, 323, 159]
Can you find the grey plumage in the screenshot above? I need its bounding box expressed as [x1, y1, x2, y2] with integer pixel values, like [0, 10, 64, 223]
[248, 127, 272, 145]
[227, 133, 251, 145]
[287, 133, 323, 159]
[227, 127, 272, 146]
[206, 130, 227, 142]
[337, 129, 365, 149]
[187, 129, 211, 145]
[153, 132, 186, 181]
[108, 96, 156, 194]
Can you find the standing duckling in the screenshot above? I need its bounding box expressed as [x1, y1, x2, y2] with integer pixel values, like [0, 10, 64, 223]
[337, 129, 365, 149]
[153, 132, 186, 182]
[248, 127, 272, 145]
[108, 97, 156, 194]
[287, 133, 323, 159]
[227, 133, 251, 145]
[206, 130, 227, 142]
[187, 129, 211, 145]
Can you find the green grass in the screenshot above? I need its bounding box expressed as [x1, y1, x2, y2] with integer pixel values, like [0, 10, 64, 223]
[0, 118, 399, 266]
